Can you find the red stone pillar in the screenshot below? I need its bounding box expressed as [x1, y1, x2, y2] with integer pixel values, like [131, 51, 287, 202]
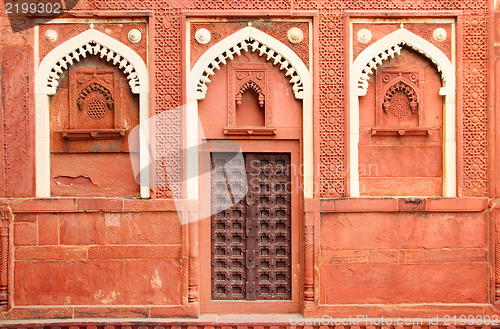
[185, 200, 199, 316]
[0, 207, 12, 311]
[303, 199, 319, 312]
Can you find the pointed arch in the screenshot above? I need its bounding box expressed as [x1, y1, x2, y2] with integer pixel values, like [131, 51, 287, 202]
[35, 29, 150, 198]
[35, 29, 148, 95]
[187, 26, 312, 100]
[349, 27, 456, 197]
[351, 28, 455, 96]
[185, 26, 313, 199]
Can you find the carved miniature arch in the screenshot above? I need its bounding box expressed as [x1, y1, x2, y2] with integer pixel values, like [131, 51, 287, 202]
[381, 77, 419, 114]
[186, 26, 313, 200]
[34, 29, 150, 198]
[349, 27, 456, 197]
[236, 80, 265, 107]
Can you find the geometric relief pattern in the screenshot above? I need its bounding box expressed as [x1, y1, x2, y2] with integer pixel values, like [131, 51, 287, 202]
[93, 0, 488, 198]
[462, 15, 488, 196]
[94, 0, 183, 198]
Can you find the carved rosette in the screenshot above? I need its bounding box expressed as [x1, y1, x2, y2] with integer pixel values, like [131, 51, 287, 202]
[227, 63, 273, 127]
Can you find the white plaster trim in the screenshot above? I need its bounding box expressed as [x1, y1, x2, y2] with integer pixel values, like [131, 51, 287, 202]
[187, 26, 314, 199]
[350, 27, 456, 197]
[351, 28, 455, 96]
[36, 29, 148, 95]
[34, 29, 150, 198]
[188, 26, 312, 101]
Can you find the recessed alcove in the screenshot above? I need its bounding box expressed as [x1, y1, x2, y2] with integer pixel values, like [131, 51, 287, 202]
[236, 89, 266, 127]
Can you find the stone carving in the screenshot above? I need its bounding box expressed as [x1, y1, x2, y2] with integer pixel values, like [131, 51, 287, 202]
[127, 28, 142, 44]
[383, 81, 419, 116]
[357, 29, 372, 44]
[375, 69, 424, 130]
[287, 27, 304, 44]
[195, 28, 211, 44]
[0, 207, 12, 311]
[91, 0, 488, 198]
[64, 67, 124, 139]
[76, 83, 114, 113]
[227, 63, 273, 130]
[235, 81, 265, 107]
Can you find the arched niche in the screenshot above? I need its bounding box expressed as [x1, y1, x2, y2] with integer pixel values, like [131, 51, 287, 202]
[350, 27, 456, 197]
[35, 29, 150, 198]
[186, 26, 313, 200]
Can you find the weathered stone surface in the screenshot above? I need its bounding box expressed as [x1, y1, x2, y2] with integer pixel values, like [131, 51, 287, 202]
[38, 214, 58, 245]
[107, 212, 181, 245]
[0, 307, 73, 320]
[14, 260, 182, 305]
[322, 250, 368, 264]
[73, 306, 149, 318]
[15, 246, 87, 260]
[14, 222, 37, 246]
[59, 213, 106, 245]
[325, 263, 488, 304]
[405, 249, 488, 263]
[51, 154, 140, 198]
[321, 212, 487, 250]
[369, 250, 398, 264]
[88, 246, 181, 259]
[1, 46, 35, 197]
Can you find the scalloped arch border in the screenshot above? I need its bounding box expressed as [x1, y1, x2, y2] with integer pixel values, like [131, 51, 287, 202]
[349, 27, 456, 197]
[34, 29, 150, 198]
[188, 26, 312, 100]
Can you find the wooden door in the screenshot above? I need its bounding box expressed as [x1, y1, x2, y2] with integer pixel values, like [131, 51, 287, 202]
[211, 153, 291, 301]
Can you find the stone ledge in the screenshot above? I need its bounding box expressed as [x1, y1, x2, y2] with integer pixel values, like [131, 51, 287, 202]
[7, 198, 177, 213]
[321, 197, 489, 213]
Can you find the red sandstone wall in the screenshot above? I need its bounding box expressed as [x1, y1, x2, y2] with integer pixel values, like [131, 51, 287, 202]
[6, 199, 185, 319]
[0, 0, 497, 323]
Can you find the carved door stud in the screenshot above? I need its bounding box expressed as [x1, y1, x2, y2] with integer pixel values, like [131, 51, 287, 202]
[211, 153, 291, 300]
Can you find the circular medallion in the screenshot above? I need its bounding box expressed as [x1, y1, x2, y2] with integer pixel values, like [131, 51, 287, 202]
[44, 30, 58, 43]
[357, 29, 372, 44]
[195, 28, 211, 45]
[433, 28, 447, 42]
[287, 28, 304, 44]
[128, 29, 142, 44]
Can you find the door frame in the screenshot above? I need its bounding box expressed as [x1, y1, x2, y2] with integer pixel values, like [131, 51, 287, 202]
[198, 139, 303, 314]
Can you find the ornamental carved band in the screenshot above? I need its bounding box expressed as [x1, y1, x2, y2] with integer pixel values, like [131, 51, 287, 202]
[0, 207, 12, 311]
[91, 0, 488, 198]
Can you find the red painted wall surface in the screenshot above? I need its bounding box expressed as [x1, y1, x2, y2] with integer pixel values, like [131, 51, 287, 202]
[0, 0, 497, 324]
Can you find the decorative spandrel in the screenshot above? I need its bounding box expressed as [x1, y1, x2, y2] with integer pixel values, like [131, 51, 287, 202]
[211, 153, 291, 301]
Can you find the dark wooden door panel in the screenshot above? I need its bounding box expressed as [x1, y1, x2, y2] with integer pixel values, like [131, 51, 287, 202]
[211, 153, 291, 301]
